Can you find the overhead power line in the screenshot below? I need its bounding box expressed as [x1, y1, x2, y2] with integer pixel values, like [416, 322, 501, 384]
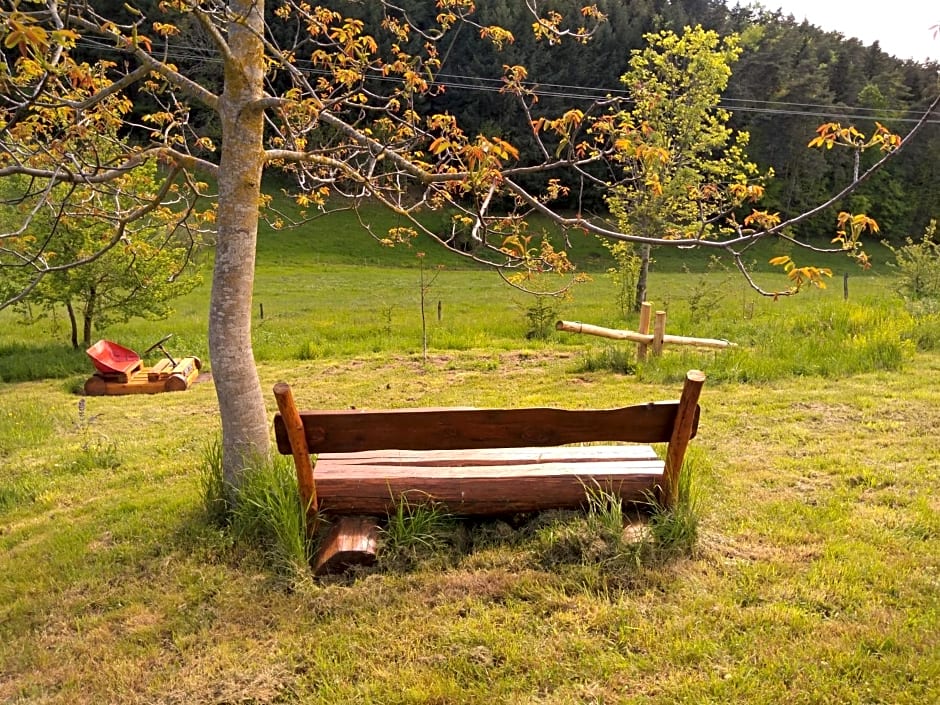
[74, 36, 940, 125]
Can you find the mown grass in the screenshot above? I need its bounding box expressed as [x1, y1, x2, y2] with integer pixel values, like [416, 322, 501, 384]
[0, 196, 905, 381]
[2, 350, 938, 703]
[2, 206, 939, 702]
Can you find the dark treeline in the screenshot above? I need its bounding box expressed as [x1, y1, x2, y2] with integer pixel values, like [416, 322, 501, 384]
[393, 0, 940, 241]
[79, 0, 940, 241]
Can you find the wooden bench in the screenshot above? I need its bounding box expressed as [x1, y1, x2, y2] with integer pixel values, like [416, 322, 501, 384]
[273, 369, 705, 574]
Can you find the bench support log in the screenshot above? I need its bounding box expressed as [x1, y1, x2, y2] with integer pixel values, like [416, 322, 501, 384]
[314, 516, 380, 575]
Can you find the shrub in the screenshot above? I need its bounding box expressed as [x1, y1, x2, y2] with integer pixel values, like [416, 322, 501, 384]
[886, 219, 940, 306]
[682, 255, 733, 320]
[603, 240, 642, 317]
[523, 294, 560, 340]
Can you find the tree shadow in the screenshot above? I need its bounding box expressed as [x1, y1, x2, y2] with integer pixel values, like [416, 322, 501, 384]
[0, 342, 89, 383]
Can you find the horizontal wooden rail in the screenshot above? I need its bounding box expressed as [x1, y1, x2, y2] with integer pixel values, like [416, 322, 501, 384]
[274, 402, 697, 455]
[556, 320, 734, 350]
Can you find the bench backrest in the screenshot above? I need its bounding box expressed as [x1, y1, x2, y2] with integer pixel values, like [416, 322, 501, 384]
[273, 401, 699, 454]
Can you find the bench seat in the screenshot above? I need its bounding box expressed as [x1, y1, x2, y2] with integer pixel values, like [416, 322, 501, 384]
[272, 370, 705, 574]
[309, 445, 664, 515]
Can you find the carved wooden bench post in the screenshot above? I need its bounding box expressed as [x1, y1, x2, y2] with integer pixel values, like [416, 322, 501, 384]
[661, 369, 706, 509]
[273, 382, 318, 522]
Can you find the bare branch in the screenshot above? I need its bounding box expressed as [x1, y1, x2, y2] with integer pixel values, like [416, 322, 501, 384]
[730, 250, 796, 299]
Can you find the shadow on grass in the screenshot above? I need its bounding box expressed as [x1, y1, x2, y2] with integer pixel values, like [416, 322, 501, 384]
[0, 342, 89, 383]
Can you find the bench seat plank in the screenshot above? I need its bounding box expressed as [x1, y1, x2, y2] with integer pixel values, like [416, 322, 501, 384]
[318, 444, 660, 466]
[310, 445, 664, 515]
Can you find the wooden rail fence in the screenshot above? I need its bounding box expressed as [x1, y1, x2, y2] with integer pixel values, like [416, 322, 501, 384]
[556, 302, 735, 360]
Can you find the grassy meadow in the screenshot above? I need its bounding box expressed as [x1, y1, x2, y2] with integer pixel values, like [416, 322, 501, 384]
[1, 206, 939, 703]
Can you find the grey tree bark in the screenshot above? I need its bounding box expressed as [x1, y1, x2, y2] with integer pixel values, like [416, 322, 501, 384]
[635, 244, 651, 312]
[209, 0, 272, 488]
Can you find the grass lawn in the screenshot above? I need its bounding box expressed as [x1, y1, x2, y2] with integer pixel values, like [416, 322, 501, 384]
[1, 207, 938, 703]
[1, 349, 939, 703]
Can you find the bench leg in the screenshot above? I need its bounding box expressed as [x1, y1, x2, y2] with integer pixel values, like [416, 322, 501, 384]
[314, 516, 381, 576]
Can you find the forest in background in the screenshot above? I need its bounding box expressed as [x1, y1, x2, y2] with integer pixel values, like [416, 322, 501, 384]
[381, 0, 940, 241]
[82, 0, 940, 241]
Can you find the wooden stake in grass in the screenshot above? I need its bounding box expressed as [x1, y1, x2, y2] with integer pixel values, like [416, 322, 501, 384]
[637, 302, 652, 361]
[652, 310, 667, 357]
[417, 253, 443, 362]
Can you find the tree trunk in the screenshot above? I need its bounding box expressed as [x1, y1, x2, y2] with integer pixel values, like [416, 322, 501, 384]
[82, 286, 96, 348]
[634, 244, 651, 311]
[210, 0, 271, 491]
[66, 300, 79, 349]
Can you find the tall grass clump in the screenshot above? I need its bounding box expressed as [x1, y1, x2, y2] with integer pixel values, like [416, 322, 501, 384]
[0, 477, 38, 513]
[199, 436, 229, 526]
[534, 452, 705, 582]
[199, 438, 314, 579]
[905, 313, 940, 351]
[647, 449, 704, 558]
[573, 345, 637, 375]
[0, 398, 62, 454]
[583, 481, 627, 538]
[0, 342, 89, 383]
[380, 495, 457, 570]
[231, 454, 314, 579]
[634, 297, 915, 384]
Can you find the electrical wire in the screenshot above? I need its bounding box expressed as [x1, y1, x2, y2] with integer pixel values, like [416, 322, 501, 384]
[75, 35, 940, 125]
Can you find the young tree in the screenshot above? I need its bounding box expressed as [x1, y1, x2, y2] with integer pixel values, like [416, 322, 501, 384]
[1, 164, 204, 348]
[1, 2, 936, 491]
[605, 26, 765, 308]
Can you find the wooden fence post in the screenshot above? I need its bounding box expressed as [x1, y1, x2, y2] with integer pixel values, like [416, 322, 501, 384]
[652, 310, 666, 357]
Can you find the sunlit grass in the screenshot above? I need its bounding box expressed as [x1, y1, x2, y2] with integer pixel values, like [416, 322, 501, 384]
[1, 207, 938, 703]
[1, 349, 938, 702]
